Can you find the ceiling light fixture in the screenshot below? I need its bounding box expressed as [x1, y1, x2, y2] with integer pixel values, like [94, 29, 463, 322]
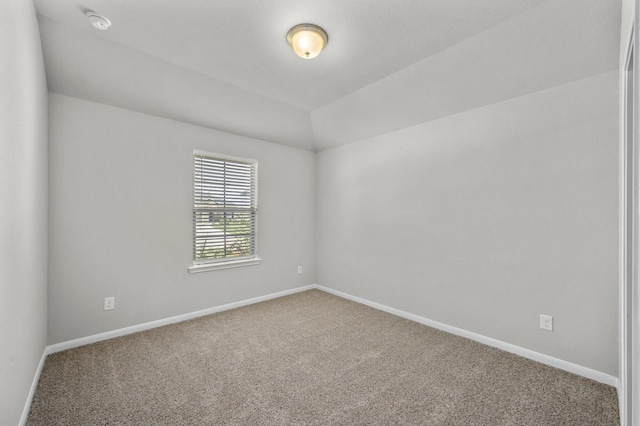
[86, 12, 112, 31]
[286, 24, 328, 59]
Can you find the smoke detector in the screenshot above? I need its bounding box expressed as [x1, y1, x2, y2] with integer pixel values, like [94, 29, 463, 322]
[86, 12, 111, 31]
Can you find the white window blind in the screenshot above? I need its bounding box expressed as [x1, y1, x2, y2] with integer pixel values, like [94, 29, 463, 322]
[193, 151, 257, 265]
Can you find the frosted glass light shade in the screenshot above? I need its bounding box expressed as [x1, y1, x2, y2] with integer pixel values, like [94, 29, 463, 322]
[286, 24, 328, 59]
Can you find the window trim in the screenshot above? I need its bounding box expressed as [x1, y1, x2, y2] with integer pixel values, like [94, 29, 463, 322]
[188, 257, 261, 273]
[188, 149, 261, 273]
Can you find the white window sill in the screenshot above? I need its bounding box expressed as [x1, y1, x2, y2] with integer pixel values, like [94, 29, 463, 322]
[188, 258, 262, 273]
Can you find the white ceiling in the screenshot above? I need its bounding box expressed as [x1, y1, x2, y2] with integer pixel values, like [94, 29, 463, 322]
[34, 0, 621, 151]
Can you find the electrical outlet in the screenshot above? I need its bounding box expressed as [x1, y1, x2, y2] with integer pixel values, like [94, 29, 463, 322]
[297, 266, 303, 274]
[104, 297, 115, 311]
[540, 314, 553, 331]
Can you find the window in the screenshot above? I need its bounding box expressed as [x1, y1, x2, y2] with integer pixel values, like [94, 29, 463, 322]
[189, 150, 260, 273]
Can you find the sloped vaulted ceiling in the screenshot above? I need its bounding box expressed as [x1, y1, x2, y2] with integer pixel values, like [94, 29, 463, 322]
[35, 0, 621, 151]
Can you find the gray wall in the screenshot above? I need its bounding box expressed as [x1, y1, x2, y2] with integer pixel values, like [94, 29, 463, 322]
[316, 71, 620, 376]
[0, 0, 49, 423]
[48, 94, 315, 344]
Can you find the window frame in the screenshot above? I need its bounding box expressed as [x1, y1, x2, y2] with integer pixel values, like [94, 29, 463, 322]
[188, 149, 261, 273]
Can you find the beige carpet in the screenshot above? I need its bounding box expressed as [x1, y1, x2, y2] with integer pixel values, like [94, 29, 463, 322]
[27, 289, 619, 425]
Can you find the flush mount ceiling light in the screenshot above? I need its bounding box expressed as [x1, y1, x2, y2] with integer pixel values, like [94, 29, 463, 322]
[86, 12, 112, 30]
[286, 24, 328, 59]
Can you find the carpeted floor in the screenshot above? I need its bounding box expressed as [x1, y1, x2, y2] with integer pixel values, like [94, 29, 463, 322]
[27, 289, 619, 425]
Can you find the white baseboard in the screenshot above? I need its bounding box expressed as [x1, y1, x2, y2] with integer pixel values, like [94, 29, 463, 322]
[19, 346, 49, 426]
[40, 283, 618, 404]
[48, 285, 317, 354]
[315, 285, 620, 389]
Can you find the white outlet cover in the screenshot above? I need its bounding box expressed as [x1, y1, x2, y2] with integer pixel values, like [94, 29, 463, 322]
[104, 297, 115, 311]
[540, 314, 553, 331]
